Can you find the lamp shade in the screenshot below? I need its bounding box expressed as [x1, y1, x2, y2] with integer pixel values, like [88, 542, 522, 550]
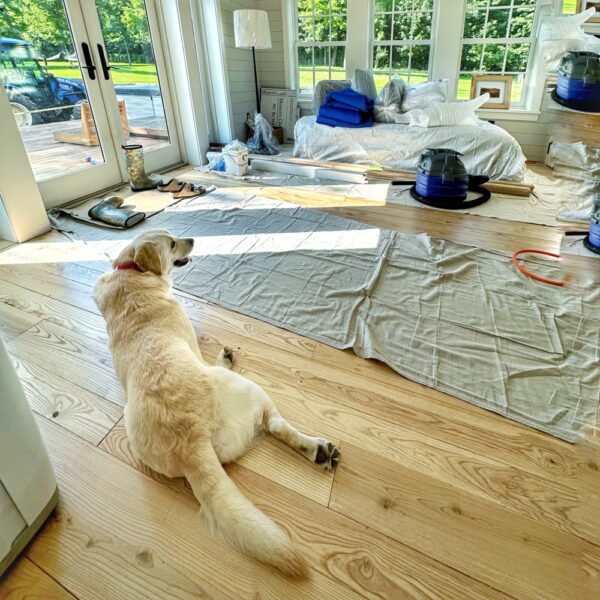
[233, 9, 272, 50]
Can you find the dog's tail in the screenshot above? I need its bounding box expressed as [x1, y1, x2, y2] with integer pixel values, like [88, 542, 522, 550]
[185, 445, 308, 578]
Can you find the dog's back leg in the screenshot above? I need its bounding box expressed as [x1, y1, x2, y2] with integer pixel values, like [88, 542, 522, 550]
[263, 402, 340, 472]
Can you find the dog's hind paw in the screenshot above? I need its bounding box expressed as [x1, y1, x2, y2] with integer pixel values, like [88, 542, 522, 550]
[314, 441, 341, 472]
[217, 346, 234, 368]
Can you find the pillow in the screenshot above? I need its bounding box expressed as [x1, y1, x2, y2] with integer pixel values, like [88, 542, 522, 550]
[312, 79, 351, 114]
[374, 77, 405, 123]
[539, 8, 595, 41]
[352, 69, 377, 101]
[407, 94, 490, 128]
[401, 80, 448, 112]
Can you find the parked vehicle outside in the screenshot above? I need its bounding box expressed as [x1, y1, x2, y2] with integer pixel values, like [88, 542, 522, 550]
[0, 36, 86, 126]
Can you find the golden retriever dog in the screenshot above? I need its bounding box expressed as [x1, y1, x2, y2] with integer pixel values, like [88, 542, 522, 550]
[93, 230, 340, 577]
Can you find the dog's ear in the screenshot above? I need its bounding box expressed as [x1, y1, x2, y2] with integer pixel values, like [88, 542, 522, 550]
[134, 241, 163, 275]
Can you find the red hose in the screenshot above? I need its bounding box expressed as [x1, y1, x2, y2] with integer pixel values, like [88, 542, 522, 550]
[512, 249, 565, 287]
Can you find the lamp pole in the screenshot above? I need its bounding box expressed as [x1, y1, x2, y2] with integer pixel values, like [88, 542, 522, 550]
[252, 46, 260, 114]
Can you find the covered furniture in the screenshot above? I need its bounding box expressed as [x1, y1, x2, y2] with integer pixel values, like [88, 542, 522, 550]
[293, 116, 527, 182]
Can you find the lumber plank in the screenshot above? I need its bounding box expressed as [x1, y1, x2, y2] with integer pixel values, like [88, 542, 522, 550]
[100, 418, 335, 507]
[0, 557, 77, 599]
[34, 416, 512, 600]
[10, 352, 122, 445]
[329, 443, 600, 600]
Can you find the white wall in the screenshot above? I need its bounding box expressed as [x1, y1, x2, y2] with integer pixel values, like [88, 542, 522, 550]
[220, 0, 257, 140]
[255, 0, 287, 88]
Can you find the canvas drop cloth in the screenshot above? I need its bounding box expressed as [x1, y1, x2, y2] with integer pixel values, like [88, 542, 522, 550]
[51, 189, 600, 441]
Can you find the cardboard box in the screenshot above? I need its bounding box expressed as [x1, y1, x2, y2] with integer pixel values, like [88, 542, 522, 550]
[260, 88, 298, 143]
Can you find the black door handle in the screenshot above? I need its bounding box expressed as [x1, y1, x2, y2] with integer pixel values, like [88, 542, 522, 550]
[81, 42, 96, 80]
[97, 44, 111, 80]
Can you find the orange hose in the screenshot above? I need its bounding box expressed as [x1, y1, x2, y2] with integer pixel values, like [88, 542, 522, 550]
[512, 249, 565, 287]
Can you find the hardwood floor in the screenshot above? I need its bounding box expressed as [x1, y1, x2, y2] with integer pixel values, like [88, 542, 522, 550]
[0, 188, 599, 599]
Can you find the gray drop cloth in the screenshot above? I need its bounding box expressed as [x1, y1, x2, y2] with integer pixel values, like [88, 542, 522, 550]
[50, 189, 600, 441]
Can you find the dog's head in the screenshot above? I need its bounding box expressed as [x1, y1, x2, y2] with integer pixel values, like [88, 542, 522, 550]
[113, 230, 194, 276]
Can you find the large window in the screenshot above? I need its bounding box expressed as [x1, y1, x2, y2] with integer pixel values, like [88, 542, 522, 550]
[459, 0, 539, 104]
[372, 0, 434, 91]
[297, 0, 348, 93]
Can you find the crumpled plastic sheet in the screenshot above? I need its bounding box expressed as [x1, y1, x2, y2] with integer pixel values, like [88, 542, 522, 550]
[374, 78, 405, 123]
[246, 114, 280, 156]
[293, 116, 527, 181]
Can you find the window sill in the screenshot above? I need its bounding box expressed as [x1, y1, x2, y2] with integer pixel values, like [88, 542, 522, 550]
[476, 108, 541, 122]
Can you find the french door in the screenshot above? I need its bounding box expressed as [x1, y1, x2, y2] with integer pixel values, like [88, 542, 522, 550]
[0, 0, 181, 208]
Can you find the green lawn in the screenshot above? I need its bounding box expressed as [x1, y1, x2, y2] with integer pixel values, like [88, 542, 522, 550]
[300, 68, 523, 103]
[45, 61, 158, 85]
[562, 0, 578, 14]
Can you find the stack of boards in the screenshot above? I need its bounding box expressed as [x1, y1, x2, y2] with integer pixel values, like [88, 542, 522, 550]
[253, 156, 535, 198]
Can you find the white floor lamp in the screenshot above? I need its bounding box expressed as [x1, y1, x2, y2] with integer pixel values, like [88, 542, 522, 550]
[233, 9, 272, 114]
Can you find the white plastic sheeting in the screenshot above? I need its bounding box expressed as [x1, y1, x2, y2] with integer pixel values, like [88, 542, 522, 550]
[293, 116, 527, 181]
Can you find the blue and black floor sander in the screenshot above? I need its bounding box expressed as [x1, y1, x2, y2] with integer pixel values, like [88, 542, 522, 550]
[583, 194, 600, 255]
[392, 148, 491, 209]
[551, 51, 600, 113]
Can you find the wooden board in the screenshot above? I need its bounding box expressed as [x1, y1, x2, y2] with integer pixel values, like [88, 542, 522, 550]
[330, 443, 600, 600]
[0, 557, 77, 599]
[32, 416, 514, 600]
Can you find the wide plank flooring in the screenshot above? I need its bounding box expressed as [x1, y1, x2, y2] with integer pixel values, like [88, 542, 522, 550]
[0, 178, 598, 599]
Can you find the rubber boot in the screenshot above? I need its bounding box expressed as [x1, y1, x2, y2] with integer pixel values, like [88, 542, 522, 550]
[88, 196, 146, 229]
[122, 144, 157, 191]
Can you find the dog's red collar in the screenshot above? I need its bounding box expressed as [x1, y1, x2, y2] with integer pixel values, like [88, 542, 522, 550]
[115, 261, 141, 272]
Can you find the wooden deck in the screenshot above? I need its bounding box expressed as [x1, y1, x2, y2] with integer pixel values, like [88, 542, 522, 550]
[0, 172, 598, 599]
[19, 117, 169, 182]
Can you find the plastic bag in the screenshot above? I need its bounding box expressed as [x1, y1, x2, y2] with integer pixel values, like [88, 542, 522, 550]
[546, 140, 589, 169]
[374, 77, 405, 123]
[401, 80, 448, 112]
[246, 113, 280, 155]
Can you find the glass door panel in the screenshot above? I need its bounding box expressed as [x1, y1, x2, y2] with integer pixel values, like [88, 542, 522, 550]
[95, 0, 170, 151]
[0, 0, 120, 189]
[82, 0, 181, 170]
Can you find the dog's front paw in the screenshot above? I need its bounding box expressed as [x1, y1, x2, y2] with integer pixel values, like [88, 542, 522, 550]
[314, 441, 341, 472]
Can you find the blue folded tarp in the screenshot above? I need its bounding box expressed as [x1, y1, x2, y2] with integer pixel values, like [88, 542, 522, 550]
[316, 113, 374, 128]
[317, 88, 374, 128]
[319, 103, 366, 124]
[326, 88, 374, 112]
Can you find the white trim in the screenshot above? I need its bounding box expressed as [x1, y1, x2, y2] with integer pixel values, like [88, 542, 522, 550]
[159, 0, 210, 165]
[281, 0, 294, 88]
[197, 0, 235, 142]
[477, 108, 541, 121]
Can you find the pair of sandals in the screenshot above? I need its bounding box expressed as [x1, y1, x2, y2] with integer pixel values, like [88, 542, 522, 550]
[158, 178, 206, 199]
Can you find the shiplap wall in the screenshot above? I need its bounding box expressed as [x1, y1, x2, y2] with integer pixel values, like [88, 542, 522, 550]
[220, 0, 257, 140]
[255, 0, 287, 88]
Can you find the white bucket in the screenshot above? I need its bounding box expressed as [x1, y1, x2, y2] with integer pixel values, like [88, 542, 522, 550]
[222, 148, 249, 176]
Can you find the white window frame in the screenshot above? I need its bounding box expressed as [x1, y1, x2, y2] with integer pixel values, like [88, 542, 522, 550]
[283, 0, 552, 118]
[294, 0, 349, 94]
[458, 1, 543, 108]
[370, 0, 438, 87]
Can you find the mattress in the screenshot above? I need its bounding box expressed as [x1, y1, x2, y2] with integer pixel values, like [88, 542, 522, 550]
[293, 116, 527, 182]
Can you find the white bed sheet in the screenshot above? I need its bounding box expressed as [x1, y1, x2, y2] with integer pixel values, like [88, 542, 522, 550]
[293, 116, 527, 182]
